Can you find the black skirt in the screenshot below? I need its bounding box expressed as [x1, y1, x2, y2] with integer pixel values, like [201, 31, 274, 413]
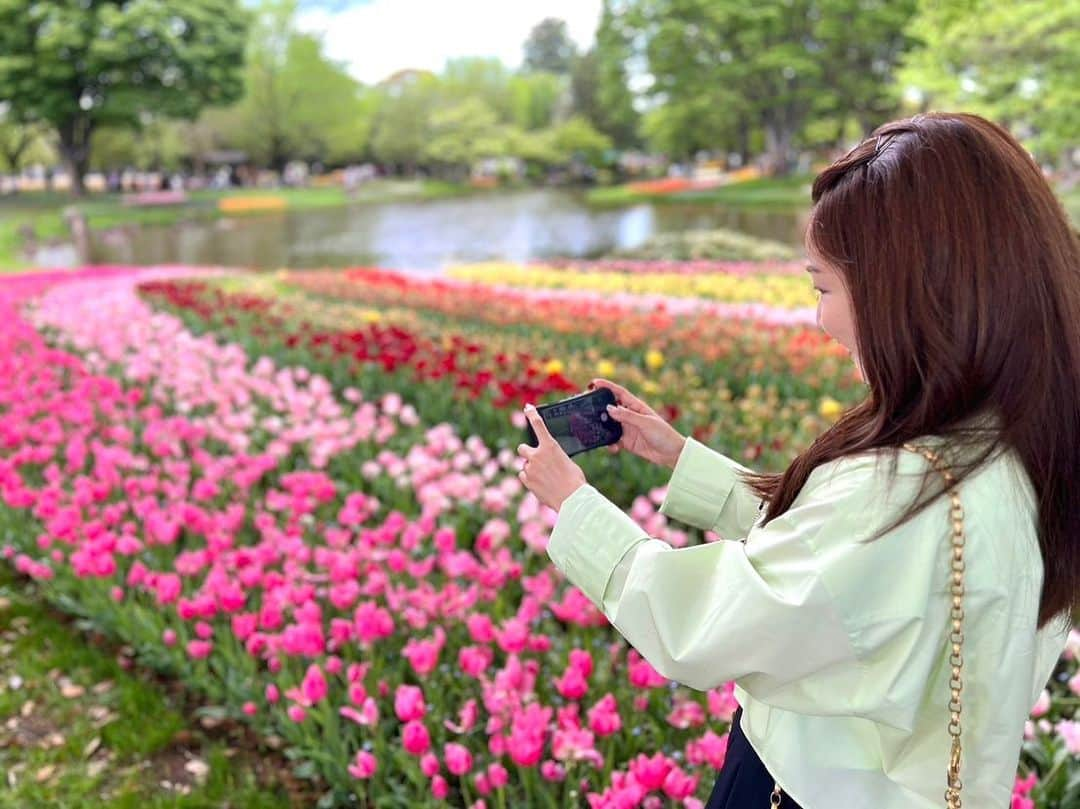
[704, 705, 805, 809]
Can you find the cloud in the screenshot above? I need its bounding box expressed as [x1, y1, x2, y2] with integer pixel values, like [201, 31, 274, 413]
[295, 0, 603, 85]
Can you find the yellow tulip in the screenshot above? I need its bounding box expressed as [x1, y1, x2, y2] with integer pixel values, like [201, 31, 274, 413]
[544, 359, 565, 375]
[818, 397, 844, 420]
[361, 309, 382, 323]
[642, 380, 660, 394]
[596, 359, 616, 376]
[645, 349, 664, 370]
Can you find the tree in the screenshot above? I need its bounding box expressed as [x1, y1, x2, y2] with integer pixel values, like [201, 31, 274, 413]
[90, 116, 193, 173]
[0, 105, 52, 176]
[641, 95, 736, 161]
[369, 71, 439, 173]
[550, 116, 613, 167]
[522, 18, 576, 75]
[422, 98, 500, 179]
[570, 48, 601, 129]
[898, 0, 1080, 171]
[508, 73, 565, 131]
[441, 57, 514, 122]
[810, 0, 919, 145]
[593, 0, 642, 149]
[621, 0, 918, 174]
[194, 0, 375, 170]
[0, 0, 249, 195]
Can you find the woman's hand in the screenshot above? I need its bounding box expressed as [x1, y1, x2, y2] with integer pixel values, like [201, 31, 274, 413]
[589, 378, 687, 469]
[516, 404, 588, 511]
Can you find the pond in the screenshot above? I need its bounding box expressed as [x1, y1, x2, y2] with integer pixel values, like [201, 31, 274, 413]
[48, 188, 811, 273]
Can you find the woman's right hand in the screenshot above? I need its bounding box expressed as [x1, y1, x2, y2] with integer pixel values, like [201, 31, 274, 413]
[589, 378, 687, 469]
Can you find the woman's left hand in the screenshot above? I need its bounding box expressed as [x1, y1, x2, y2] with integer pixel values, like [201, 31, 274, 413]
[517, 404, 588, 511]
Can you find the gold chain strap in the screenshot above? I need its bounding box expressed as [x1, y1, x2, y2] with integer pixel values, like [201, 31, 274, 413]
[767, 442, 965, 808]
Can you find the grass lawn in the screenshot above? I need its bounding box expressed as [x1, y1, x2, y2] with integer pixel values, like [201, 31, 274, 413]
[0, 565, 313, 808]
[587, 173, 1080, 228]
[0, 179, 474, 272]
[585, 173, 816, 208]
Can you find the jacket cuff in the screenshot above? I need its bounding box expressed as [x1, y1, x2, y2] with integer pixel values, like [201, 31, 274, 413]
[658, 436, 742, 530]
[546, 484, 650, 608]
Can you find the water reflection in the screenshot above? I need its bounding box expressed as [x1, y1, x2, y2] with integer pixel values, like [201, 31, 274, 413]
[73, 188, 809, 273]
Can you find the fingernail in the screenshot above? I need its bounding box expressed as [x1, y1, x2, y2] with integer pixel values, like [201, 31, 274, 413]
[606, 404, 615, 411]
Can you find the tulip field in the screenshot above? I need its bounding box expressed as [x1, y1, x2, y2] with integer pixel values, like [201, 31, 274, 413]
[1, 263, 1077, 808]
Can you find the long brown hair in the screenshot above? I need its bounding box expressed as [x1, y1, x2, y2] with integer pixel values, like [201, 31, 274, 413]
[740, 111, 1080, 630]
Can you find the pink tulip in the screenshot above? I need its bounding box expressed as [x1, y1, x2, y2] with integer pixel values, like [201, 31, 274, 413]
[420, 752, 440, 777]
[662, 765, 699, 799]
[540, 760, 566, 782]
[458, 645, 494, 678]
[402, 720, 431, 755]
[685, 729, 729, 769]
[466, 612, 496, 643]
[348, 750, 377, 779]
[443, 742, 473, 775]
[627, 649, 669, 688]
[629, 752, 675, 791]
[473, 772, 491, 795]
[186, 639, 213, 659]
[587, 693, 623, 737]
[394, 684, 426, 722]
[431, 774, 449, 799]
[301, 664, 328, 704]
[554, 665, 589, 700]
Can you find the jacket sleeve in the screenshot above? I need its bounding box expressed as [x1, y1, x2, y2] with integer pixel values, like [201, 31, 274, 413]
[657, 436, 766, 539]
[547, 450, 908, 695]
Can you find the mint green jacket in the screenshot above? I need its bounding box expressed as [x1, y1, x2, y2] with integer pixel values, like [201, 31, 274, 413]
[547, 436, 1072, 809]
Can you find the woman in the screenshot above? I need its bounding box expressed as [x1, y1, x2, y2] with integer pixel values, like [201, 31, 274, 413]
[516, 111, 1079, 808]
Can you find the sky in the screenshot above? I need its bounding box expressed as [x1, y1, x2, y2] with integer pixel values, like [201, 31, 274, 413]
[294, 0, 605, 86]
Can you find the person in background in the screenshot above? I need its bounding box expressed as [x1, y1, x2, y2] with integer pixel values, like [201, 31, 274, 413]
[517, 111, 1079, 808]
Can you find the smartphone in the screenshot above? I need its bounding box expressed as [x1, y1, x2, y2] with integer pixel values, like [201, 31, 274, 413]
[524, 387, 623, 457]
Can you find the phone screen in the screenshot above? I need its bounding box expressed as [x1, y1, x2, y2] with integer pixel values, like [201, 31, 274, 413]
[525, 388, 622, 456]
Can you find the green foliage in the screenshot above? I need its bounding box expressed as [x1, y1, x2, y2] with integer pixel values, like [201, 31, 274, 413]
[217, 0, 371, 168]
[897, 0, 1080, 163]
[369, 72, 440, 170]
[508, 72, 566, 131]
[3, 0, 1077, 184]
[609, 227, 800, 261]
[623, 0, 919, 172]
[0, 113, 54, 173]
[90, 117, 190, 172]
[441, 57, 515, 121]
[549, 116, 614, 166]
[423, 98, 501, 173]
[593, 1, 643, 150]
[0, 0, 249, 190]
[522, 17, 576, 75]
[0, 566, 293, 807]
[0, 0, 249, 126]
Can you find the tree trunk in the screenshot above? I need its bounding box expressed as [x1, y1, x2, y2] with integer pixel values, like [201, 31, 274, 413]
[56, 114, 93, 197]
[270, 134, 289, 177]
[763, 120, 795, 177]
[1, 131, 31, 177]
[1059, 145, 1078, 191]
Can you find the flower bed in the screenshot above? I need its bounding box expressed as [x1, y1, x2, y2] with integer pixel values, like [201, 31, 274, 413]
[443, 263, 818, 309]
[1, 266, 1076, 809]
